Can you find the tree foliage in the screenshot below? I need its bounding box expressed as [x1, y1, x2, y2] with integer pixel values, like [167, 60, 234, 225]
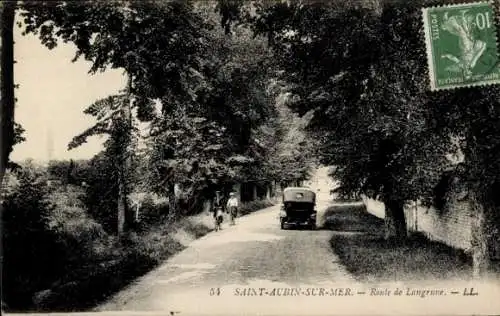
[12, 1, 287, 220]
[19, 1, 212, 120]
[243, 0, 500, 265]
[68, 93, 139, 235]
[242, 0, 463, 240]
[81, 152, 122, 234]
[47, 159, 89, 185]
[265, 88, 316, 183]
[144, 7, 279, 212]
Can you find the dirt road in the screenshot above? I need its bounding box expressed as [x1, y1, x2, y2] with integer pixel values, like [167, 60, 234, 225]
[96, 197, 360, 314]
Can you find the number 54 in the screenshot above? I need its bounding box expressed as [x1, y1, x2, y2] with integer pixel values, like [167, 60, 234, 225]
[209, 288, 221, 296]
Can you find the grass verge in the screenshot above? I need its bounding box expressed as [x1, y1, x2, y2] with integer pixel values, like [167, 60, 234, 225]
[28, 198, 276, 312]
[327, 203, 473, 282]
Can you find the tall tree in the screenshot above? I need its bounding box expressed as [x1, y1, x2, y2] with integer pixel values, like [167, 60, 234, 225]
[68, 91, 137, 238]
[144, 5, 278, 211]
[245, 0, 454, 243]
[266, 87, 316, 187]
[4, 0, 219, 224]
[0, 1, 16, 186]
[146, 111, 236, 216]
[437, 85, 500, 277]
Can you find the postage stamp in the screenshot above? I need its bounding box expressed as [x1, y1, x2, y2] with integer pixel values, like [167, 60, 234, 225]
[422, 2, 500, 90]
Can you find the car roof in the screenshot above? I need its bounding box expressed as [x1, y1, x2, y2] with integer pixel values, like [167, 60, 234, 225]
[283, 187, 314, 192]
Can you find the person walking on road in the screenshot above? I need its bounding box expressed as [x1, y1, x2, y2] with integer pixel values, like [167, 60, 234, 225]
[226, 192, 239, 225]
[212, 191, 224, 231]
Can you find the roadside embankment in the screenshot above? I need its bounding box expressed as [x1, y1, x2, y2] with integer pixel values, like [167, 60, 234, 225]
[26, 199, 276, 312]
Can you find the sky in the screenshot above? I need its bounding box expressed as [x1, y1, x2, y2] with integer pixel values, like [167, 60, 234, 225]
[10, 18, 127, 163]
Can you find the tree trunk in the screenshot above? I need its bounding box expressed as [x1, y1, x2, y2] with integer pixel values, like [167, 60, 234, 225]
[469, 185, 496, 279]
[167, 181, 177, 220]
[0, 1, 16, 187]
[117, 169, 126, 238]
[266, 183, 271, 200]
[117, 78, 134, 238]
[382, 182, 407, 243]
[134, 201, 140, 222]
[463, 132, 499, 279]
[383, 198, 407, 242]
[0, 5, 15, 309]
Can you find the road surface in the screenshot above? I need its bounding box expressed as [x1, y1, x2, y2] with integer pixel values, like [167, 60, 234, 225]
[94, 169, 363, 315]
[96, 202, 362, 314]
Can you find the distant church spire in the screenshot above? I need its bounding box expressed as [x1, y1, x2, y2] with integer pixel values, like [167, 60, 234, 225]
[47, 126, 54, 162]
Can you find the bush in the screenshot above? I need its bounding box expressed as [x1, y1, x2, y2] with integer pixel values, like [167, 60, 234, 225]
[2, 165, 119, 311]
[2, 165, 66, 309]
[137, 194, 169, 226]
[79, 153, 120, 234]
[125, 227, 184, 266]
[47, 186, 115, 264]
[239, 199, 276, 216]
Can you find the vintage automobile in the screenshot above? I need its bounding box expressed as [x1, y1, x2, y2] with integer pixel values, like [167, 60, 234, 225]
[279, 187, 317, 230]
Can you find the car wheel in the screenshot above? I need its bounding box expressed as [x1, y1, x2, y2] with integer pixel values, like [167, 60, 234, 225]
[280, 220, 286, 230]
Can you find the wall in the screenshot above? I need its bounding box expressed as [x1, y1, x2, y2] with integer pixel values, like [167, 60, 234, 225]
[362, 196, 385, 219]
[362, 194, 473, 251]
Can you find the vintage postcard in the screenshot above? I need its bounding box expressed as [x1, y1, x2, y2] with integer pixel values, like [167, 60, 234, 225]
[1, 1, 500, 316]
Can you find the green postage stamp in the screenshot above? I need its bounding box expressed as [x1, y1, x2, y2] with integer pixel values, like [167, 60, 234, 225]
[422, 2, 500, 90]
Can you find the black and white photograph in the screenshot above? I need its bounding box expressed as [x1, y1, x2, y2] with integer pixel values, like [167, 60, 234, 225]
[1, 0, 500, 315]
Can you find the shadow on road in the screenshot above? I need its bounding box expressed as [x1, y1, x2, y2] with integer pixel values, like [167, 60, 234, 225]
[326, 203, 474, 282]
[321, 202, 380, 233]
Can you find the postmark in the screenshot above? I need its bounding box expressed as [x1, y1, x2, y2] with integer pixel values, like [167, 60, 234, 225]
[422, 2, 500, 90]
